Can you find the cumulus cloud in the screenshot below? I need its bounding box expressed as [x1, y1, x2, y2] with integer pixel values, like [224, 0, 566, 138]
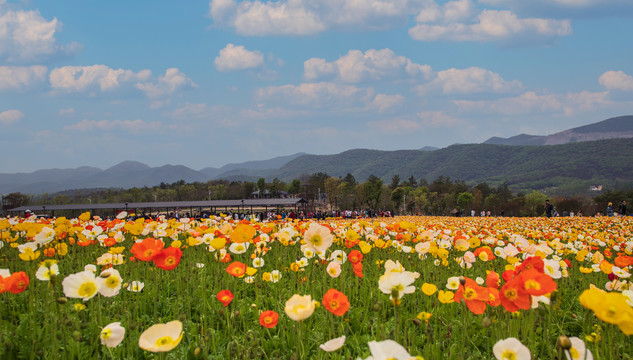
[304, 48, 432, 83]
[0, 109, 23, 124]
[65, 119, 162, 133]
[59, 107, 74, 116]
[478, 0, 633, 19]
[370, 94, 405, 113]
[0, 65, 47, 91]
[136, 68, 196, 98]
[257, 82, 375, 109]
[215, 43, 264, 71]
[417, 110, 459, 127]
[454, 90, 612, 116]
[599, 70, 633, 91]
[416, 67, 522, 95]
[409, 0, 572, 44]
[208, 0, 415, 36]
[0, 7, 80, 63]
[49, 65, 151, 92]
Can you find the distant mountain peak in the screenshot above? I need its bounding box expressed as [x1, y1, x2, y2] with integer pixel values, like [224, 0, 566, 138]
[484, 115, 633, 146]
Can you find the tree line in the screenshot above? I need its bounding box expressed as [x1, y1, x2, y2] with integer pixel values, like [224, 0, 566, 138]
[2, 173, 631, 217]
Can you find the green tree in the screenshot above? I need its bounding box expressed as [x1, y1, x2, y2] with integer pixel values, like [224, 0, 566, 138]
[257, 178, 267, 192]
[324, 177, 342, 210]
[288, 179, 301, 195]
[523, 190, 547, 217]
[390, 175, 401, 190]
[361, 175, 382, 209]
[457, 192, 474, 210]
[391, 187, 405, 212]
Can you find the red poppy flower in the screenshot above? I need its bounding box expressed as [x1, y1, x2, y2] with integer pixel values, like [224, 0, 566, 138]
[500, 278, 531, 312]
[5, 272, 30, 294]
[517, 269, 557, 296]
[486, 271, 500, 289]
[216, 290, 234, 307]
[454, 277, 490, 315]
[226, 261, 246, 277]
[322, 289, 350, 316]
[348, 250, 363, 264]
[352, 261, 364, 278]
[152, 247, 183, 270]
[130, 237, 164, 262]
[259, 310, 279, 328]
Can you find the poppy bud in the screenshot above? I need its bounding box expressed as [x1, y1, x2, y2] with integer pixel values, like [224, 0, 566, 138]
[459, 276, 466, 286]
[194, 347, 201, 356]
[56, 297, 68, 304]
[557, 335, 572, 350]
[482, 317, 492, 328]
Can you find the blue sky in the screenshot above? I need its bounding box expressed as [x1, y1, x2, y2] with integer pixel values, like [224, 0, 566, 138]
[1, 0, 632, 173]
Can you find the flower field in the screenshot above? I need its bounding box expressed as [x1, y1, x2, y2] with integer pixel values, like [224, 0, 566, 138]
[1, 213, 632, 359]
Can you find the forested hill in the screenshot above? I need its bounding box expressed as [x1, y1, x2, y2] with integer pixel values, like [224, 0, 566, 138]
[273, 138, 633, 191]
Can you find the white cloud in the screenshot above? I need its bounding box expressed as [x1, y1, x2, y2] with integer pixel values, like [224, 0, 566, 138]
[50, 65, 151, 92]
[0, 7, 79, 63]
[136, 68, 196, 98]
[454, 90, 612, 116]
[304, 48, 433, 83]
[599, 71, 633, 91]
[0, 109, 23, 124]
[417, 110, 459, 127]
[416, 67, 522, 95]
[370, 94, 405, 113]
[215, 43, 264, 71]
[59, 107, 74, 116]
[168, 103, 210, 119]
[65, 119, 162, 133]
[479, 0, 633, 19]
[208, 0, 416, 36]
[409, 7, 571, 44]
[0, 65, 47, 90]
[257, 82, 378, 109]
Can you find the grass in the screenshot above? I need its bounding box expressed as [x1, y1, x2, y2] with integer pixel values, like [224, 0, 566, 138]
[0, 215, 632, 359]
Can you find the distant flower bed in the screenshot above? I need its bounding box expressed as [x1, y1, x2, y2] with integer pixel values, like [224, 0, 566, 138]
[0, 213, 632, 359]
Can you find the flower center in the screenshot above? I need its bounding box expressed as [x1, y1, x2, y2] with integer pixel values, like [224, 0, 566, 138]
[524, 279, 541, 291]
[101, 328, 112, 339]
[78, 282, 97, 297]
[464, 287, 477, 300]
[504, 288, 517, 301]
[155, 336, 175, 348]
[501, 349, 517, 360]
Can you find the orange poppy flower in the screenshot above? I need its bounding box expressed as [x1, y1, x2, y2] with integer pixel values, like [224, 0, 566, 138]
[615, 255, 633, 268]
[518, 269, 557, 296]
[515, 256, 545, 274]
[474, 247, 495, 261]
[226, 261, 247, 277]
[323, 289, 350, 316]
[216, 290, 233, 307]
[130, 237, 164, 262]
[454, 277, 490, 315]
[152, 247, 183, 271]
[259, 310, 279, 328]
[500, 279, 531, 312]
[486, 271, 500, 289]
[352, 261, 364, 278]
[5, 272, 30, 294]
[348, 250, 363, 264]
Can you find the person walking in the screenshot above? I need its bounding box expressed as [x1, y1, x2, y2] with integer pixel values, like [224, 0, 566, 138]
[618, 200, 627, 216]
[545, 200, 553, 218]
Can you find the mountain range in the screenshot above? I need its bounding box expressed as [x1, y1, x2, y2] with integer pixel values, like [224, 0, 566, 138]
[1, 115, 632, 195]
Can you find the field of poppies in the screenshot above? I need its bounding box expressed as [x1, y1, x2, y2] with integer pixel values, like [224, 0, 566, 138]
[1, 213, 632, 359]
